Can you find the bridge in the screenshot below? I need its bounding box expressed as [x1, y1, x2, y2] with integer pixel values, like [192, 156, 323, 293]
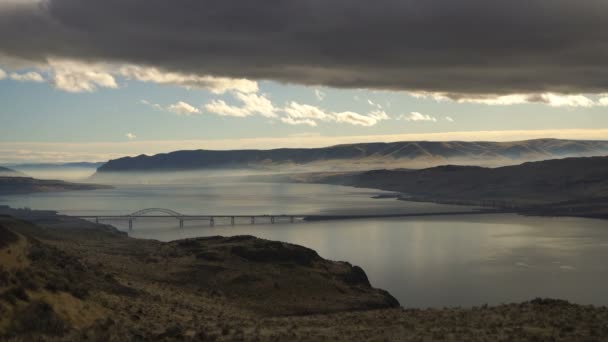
[75, 208, 302, 231]
[74, 207, 506, 231]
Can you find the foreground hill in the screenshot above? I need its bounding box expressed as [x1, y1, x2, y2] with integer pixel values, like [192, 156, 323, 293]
[96, 139, 608, 173]
[296, 156, 608, 218]
[0, 177, 111, 195]
[0, 209, 397, 340]
[1, 208, 606, 341]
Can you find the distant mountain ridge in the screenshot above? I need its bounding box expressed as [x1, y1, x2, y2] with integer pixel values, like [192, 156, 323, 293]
[0, 167, 24, 177]
[96, 139, 608, 173]
[10, 162, 105, 169]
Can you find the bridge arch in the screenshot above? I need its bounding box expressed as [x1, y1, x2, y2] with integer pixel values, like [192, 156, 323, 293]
[129, 208, 184, 217]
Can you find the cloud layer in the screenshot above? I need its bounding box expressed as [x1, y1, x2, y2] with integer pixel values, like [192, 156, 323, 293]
[1, 0, 608, 98]
[145, 93, 391, 127]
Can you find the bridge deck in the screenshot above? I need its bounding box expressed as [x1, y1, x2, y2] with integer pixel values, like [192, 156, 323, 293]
[74, 210, 504, 220]
[71, 208, 507, 230]
[74, 215, 302, 218]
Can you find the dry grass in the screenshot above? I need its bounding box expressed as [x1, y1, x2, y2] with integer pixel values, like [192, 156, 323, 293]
[0, 213, 607, 341]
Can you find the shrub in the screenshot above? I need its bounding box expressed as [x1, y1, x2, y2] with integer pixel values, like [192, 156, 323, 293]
[10, 300, 67, 336]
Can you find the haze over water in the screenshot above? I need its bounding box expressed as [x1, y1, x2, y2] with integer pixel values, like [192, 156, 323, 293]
[2, 182, 607, 308]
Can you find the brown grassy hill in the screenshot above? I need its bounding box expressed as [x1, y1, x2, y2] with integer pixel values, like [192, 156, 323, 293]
[1, 210, 607, 341]
[308, 156, 608, 212]
[0, 212, 397, 340]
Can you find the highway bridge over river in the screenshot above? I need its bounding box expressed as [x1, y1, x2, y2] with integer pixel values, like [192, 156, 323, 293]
[74, 208, 505, 231]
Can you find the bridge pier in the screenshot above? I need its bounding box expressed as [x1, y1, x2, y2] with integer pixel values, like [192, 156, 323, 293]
[251, 217, 255, 225]
[210, 218, 215, 227]
[231, 216, 235, 226]
[271, 216, 275, 224]
[128, 219, 133, 231]
[95, 217, 99, 224]
[179, 219, 184, 229]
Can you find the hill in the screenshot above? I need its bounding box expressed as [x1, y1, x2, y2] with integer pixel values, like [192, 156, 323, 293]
[95, 139, 608, 173]
[1, 208, 606, 341]
[0, 167, 25, 177]
[0, 210, 398, 340]
[0, 177, 111, 195]
[306, 156, 608, 217]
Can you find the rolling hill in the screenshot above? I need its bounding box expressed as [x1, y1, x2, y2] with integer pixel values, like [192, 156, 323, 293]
[306, 156, 608, 218]
[96, 139, 608, 173]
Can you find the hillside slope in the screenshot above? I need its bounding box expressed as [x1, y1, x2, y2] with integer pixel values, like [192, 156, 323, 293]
[96, 139, 608, 173]
[307, 156, 608, 216]
[0, 210, 397, 340]
[0, 177, 111, 195]
[1, 209, 607, 341]
[0, 167, 24, 177]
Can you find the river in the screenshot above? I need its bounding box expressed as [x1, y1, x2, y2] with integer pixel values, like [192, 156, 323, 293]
[2, 182, 607, 308]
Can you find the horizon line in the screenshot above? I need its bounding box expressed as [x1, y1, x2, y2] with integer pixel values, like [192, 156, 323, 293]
[2, 128, 608, 164]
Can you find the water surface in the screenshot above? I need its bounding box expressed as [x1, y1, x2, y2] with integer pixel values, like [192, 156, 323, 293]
[2, 182, 607, 308]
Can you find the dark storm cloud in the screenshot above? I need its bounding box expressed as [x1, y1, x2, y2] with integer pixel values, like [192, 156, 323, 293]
[1, 0, 608, 95]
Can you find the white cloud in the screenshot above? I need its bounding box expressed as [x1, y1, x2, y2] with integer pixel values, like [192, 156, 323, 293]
[167, 101, 201, 116]
[49, 60, 117, 93]
[400, 112, 437, 122]
[204, 94, 388, 127]
[141, 99, 202, 116]
[283, 102, 388, 127]
[233, 92, 277, 118]
[147, 91, 387, 127]
[143, 94, 276, 118]
[2, 60, 258, 94]
[367, 99, 383, 109]
[140, 99, 163, 110]
[460, 94, 530, 106]
[445, 116, 455, 122]
[534, 93, 595, 107]
[9, 71, 44, 83]
[204, 99, 251, 117]
[125, 133, 137, 140]
[0, 68, 6, 80]
[204, 92, 277, 118]
[281, 116, 318, 127]
[119, 65, 258, 94]
[597, 94, 608, 106]
[369, 110, 390, 121]
[411, 91, 601, 107]
[334, 111, 378, 126]
[314, 89, 326, 101]
[284, 102, 332, 121]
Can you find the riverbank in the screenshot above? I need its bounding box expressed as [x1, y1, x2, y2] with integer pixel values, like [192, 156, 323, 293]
[262, 156, 608, 220]
[0, 176, 111, 195]
[1, 207, 607, 341]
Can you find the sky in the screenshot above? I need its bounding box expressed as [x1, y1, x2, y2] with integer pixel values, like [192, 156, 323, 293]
[1, 0, 608, 163]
